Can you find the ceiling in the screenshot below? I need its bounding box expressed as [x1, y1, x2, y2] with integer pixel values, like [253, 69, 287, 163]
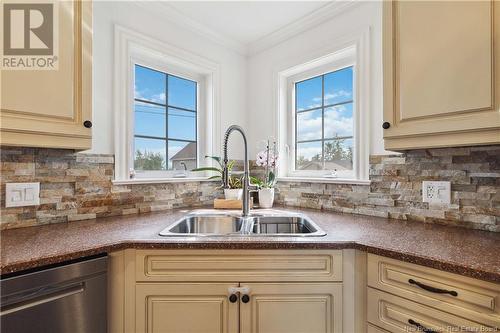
[164, 1, 333, 46]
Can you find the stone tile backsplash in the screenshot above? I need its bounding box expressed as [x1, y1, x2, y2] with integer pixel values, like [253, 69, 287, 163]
[0, 147, 219, 230]
[275, 146, 500, 232]
[1, 145, 499, 231]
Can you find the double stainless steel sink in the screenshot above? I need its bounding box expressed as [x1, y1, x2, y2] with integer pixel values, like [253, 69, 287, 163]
[160, 210, 326, 237]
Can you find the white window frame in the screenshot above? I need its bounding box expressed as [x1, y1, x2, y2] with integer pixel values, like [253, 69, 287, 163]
[275, 29, 370, 182]
[131, 61, 202, 179]
[288, 55, 356, 179]
[113, 25, 221, 182]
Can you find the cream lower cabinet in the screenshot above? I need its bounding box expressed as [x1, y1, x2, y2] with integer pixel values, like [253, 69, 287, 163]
[135, 282, 342, 333]
[109, 249, 347, 333]
[240, 283, 342, 333]
[367, 254, 500, 332]
[135, 283, 239, 333]
[367, 288, 491, 333]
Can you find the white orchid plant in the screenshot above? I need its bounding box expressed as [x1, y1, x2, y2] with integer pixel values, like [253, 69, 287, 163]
[250, 140, 278, 189]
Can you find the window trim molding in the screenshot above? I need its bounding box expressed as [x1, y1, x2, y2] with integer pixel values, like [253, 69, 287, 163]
[132, 64, 200, 177]
[288, 59, 356, 179]
[113, 25, 221, 181]
[274, 27, 371, 181]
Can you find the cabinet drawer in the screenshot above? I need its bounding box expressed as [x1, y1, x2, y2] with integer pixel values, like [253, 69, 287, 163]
[136, 250, 342, 282]
[368, 254, 500, 327]
[367, 288, 494, 332]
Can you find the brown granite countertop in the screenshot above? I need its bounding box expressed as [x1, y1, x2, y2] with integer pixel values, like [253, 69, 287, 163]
[1, 207, 499, 283]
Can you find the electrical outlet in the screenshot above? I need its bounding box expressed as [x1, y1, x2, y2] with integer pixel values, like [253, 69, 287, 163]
[5, 183, 40, 207]
[422, 181, 451, 204]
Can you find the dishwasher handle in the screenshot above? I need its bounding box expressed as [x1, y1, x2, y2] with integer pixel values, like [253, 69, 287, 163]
[0, 282, 85, 316]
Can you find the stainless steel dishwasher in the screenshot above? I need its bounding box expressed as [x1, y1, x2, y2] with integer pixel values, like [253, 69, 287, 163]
[0, 255, 107, 333]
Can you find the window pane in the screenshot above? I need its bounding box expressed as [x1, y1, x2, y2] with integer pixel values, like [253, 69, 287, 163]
[169, 140, 197, 170]
[168, 76, 196, 110]
[134, 65, 166, 104]
[324, 103, 353, 139]
[134, 101, 166, 138]
[324, 67, 353, 105]
[296, 141, 322, 170]
[134, 137, 166, 171]
[297, 109, 322, 141]
[296, 76, 322, 111]
[324, 138, 353, 171]
[168, 108, 196, 141]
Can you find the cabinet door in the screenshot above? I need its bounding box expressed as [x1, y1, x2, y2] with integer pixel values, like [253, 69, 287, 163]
[383, 1, 500, 150]
[240, 283, 342, 333]
[135, 283, 239, 333]
[0, 0, 92, 150]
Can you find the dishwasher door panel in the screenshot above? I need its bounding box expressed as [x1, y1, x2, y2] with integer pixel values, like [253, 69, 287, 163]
[1, 256, 107, 333]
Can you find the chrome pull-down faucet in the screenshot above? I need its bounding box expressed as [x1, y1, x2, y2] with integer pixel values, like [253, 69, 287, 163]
[222, 125, 258, 217]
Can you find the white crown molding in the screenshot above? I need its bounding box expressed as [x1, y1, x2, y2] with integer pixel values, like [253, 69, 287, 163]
[131, 2, 248, 56]
[128, 1, 360, 57]
[247, 1, 361, 56]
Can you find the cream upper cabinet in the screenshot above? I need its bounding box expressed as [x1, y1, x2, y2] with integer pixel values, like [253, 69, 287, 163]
[0, 0, 92, 150]
[383, 0, 500, 150]
[240, 283, 343, 333]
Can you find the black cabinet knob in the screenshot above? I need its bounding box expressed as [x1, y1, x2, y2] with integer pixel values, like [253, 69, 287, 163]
[229, 294, 238, 303]
[83, 120, 93, 128]
[241, 294, 250, 303]
[382, 122, 391, 129]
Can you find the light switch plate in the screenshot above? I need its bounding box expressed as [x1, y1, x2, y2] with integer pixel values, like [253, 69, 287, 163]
[5, 183, 40, 207]
[422, 181, 451, 204]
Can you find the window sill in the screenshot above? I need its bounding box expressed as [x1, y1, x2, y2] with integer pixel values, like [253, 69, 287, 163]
[277, 177, 370, 185]
[112, 177, 216, 185]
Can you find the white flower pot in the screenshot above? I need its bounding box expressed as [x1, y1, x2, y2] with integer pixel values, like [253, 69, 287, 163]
[258, 188, 275, 208]
[224, 189, 243, 200]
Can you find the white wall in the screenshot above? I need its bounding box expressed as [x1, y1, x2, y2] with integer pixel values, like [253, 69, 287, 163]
[92, 1, 387, 160]
[246, 2, 386, 157]
[91, 1, 248, 157]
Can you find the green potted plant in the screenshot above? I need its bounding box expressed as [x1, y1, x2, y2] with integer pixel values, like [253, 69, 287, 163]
[192, 156, 243, 200]
[250, 140, 278, 208]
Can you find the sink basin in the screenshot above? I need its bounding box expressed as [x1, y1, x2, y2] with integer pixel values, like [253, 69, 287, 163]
[159, 214, 243, 236]
[251, 215, 325, 236]
[159, 210, 326, 237]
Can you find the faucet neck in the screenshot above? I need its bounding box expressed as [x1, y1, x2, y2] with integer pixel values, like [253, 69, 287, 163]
[222, 125, 249, 187]
[222, 125, 251, 216]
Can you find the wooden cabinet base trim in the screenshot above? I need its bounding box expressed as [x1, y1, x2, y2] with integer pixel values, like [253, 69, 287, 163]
[367, 323, 390, 333]
[0, 131, 91, 150]
[384, 128, 500, 150]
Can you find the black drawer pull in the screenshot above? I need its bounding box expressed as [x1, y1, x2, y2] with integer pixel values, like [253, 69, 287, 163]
[241, 294, 250, 303]
[408, 279, 458, 296]
[83, 120, 92, 128]
[408, 319, 437, 333]
[228, 294, 238, 303]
